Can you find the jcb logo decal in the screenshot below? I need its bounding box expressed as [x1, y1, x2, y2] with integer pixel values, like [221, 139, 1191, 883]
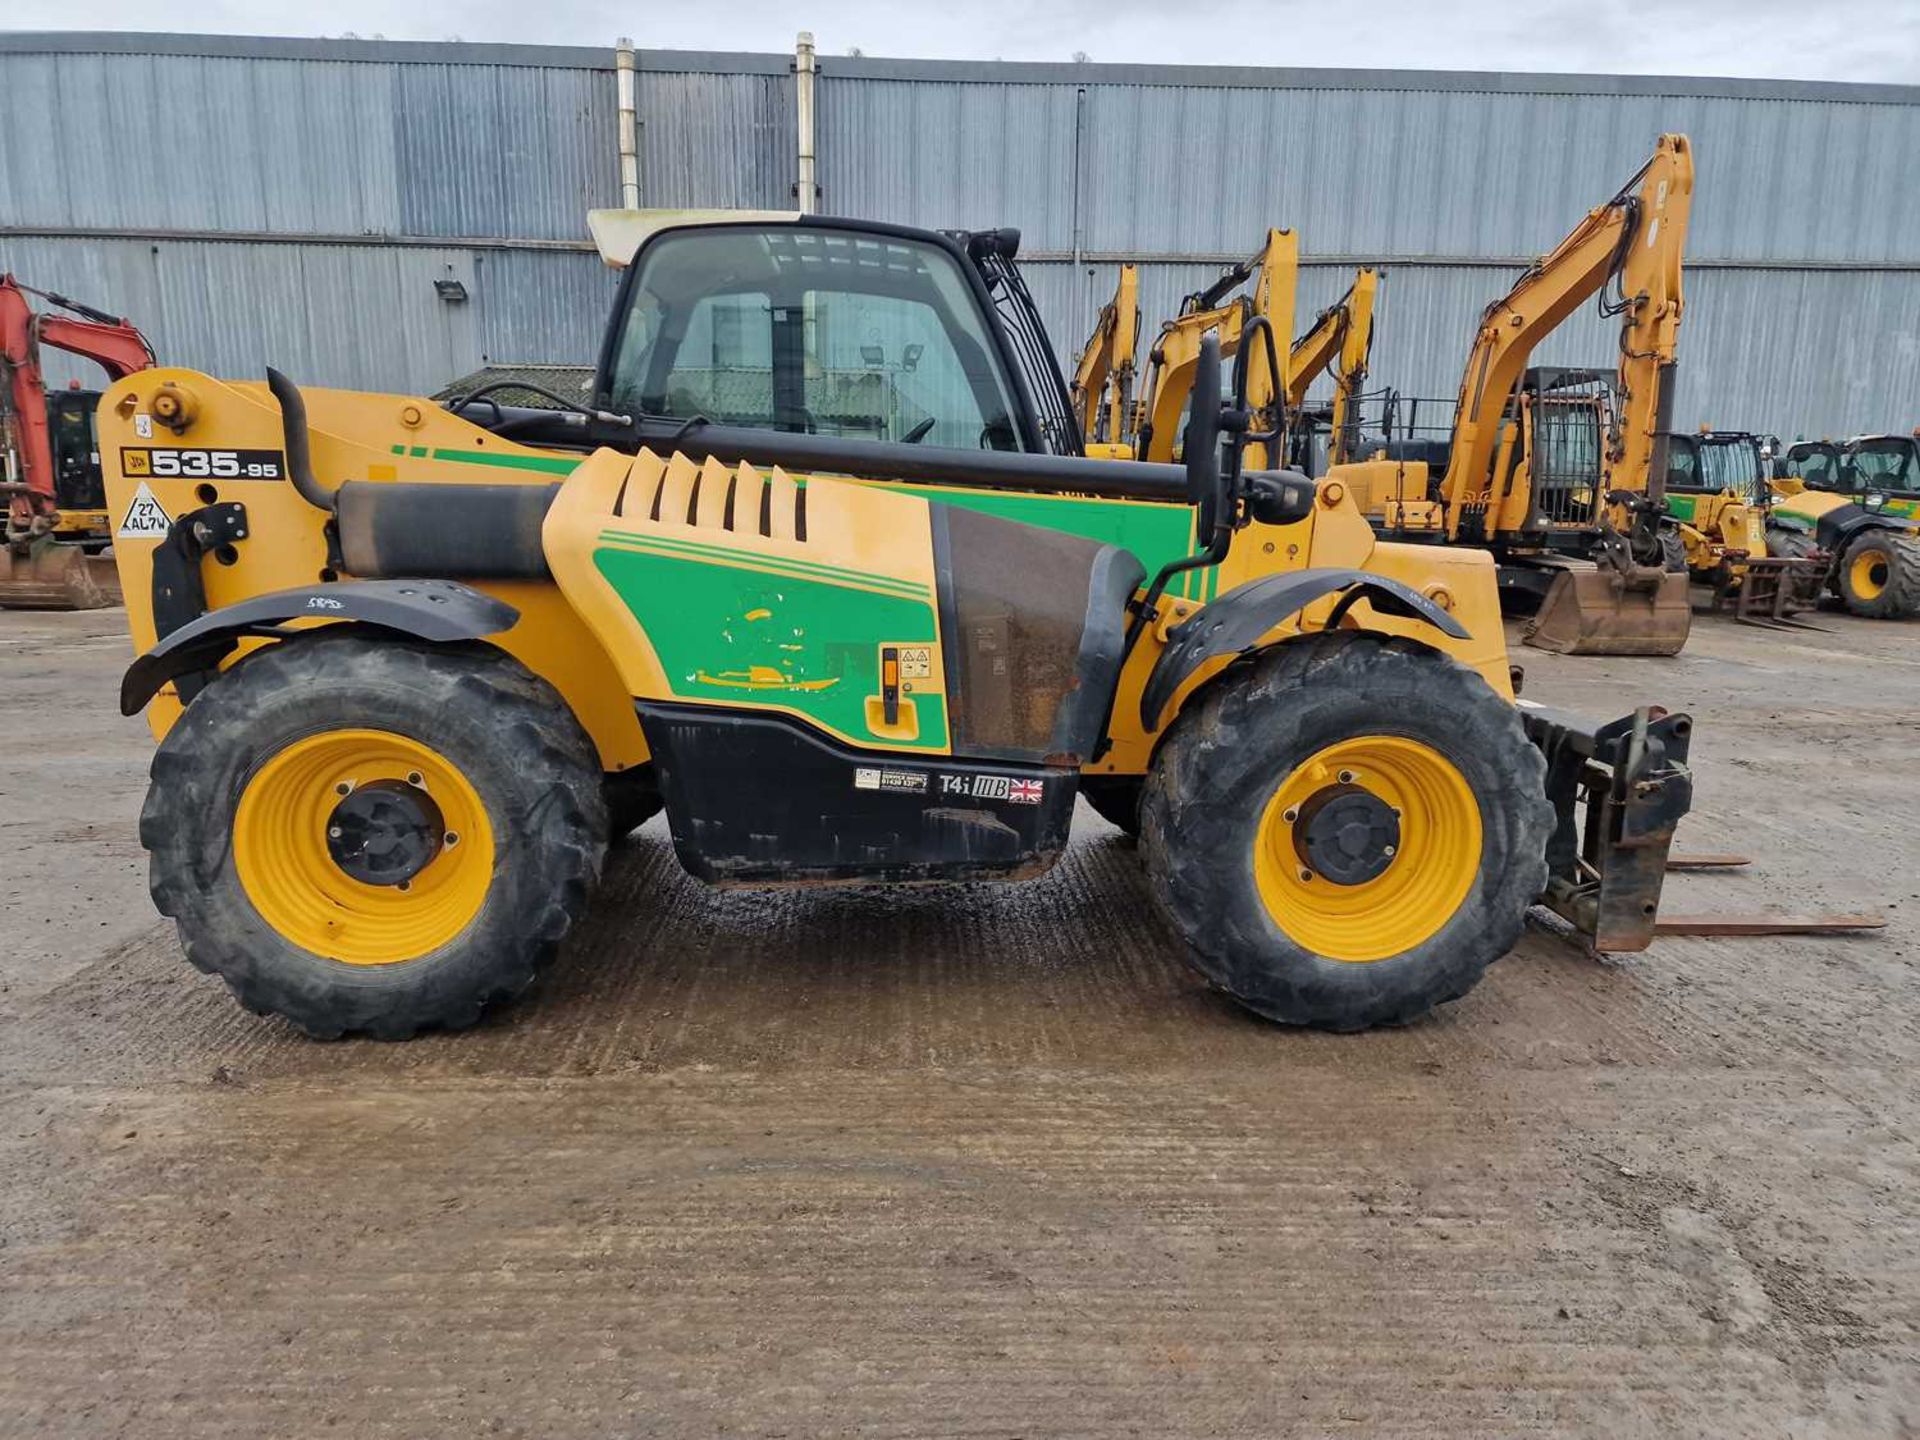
[120, 448, 285, 480]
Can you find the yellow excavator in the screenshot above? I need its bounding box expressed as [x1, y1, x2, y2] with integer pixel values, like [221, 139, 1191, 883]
[1069, 263, 1140, 460]
[1283, 269, 1380, 474]
[1078, 232, 1379, 478]
[1333, 135, 1697, 656]
[1132, 229, 1298, 471]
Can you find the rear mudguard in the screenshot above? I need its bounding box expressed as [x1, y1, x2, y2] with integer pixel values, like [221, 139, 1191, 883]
[1138, 568, 1469, 731]
[1521, 702, 1693, 951]
[120, 578, 519, 715]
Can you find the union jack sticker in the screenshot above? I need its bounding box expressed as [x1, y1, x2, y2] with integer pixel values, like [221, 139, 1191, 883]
[1008, 779, 1044, 805]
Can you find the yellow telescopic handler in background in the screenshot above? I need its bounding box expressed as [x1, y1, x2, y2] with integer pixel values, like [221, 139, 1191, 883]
[104, 210, 1703, 1040]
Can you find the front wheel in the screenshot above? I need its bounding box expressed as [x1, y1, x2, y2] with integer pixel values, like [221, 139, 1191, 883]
[1140, 631, 1552, 1031]
[141, 632, 607, 1038]
[1835, 529, 1920, 618]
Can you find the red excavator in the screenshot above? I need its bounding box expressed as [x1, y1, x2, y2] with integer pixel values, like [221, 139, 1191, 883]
[1, 275, 155, 607]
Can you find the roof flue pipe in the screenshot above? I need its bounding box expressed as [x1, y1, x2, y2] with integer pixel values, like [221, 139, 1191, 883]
[615, 37, 640, 209]
[795, 31, 818, 214]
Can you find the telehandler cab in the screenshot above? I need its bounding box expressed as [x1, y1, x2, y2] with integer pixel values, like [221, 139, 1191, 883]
[105, 211, 1695, 1039]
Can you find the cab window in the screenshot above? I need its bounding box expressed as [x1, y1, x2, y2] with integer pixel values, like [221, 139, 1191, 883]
[1848, 441, 1917, 493]
[606, 226, 1025, 451]
[1786, 447, 1838, 489]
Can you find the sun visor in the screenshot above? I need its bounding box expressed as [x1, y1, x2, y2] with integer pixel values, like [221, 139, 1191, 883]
[586, 208, 803, 268]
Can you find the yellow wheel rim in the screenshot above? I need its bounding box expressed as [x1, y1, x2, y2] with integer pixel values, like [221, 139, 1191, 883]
[233, 729, 495, 966]
[1252, 736, 1482, 963]
[1849, 548, 1889, 600]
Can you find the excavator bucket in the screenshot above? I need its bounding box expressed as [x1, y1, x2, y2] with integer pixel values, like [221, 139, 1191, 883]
[0, 537, 115, 609]
[1523, 566, 1691, 656]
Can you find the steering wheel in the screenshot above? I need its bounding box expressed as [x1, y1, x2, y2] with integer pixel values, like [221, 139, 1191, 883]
[902, 416, 937, 445]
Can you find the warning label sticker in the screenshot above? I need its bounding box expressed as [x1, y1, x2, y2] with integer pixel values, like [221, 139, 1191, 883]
[116, 481, 173, 539]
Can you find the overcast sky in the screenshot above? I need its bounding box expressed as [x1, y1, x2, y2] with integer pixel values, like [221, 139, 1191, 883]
[7, 0, 1919, 82]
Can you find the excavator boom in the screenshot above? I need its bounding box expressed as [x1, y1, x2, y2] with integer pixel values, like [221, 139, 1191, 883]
[1338, 138, 1695, 656]
[1440, 136, 1692, 544]
[1284, 268, 1379, 468]
[1070, 264, 1139, 450]
[1133, 229, 1298, 470]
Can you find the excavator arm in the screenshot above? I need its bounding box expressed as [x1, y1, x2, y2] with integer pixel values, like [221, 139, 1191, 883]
[1070, 265, 1139, 449]
[1284, 268, 1379, 467]
[1135, 228, 1298, 469]
[1437, 135, 1693, 543]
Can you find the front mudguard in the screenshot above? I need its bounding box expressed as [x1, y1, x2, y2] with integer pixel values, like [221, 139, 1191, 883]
[120, 578, 519, 714]
[1520, 702, 1694, 951]
[1138, 568, 1469, 732]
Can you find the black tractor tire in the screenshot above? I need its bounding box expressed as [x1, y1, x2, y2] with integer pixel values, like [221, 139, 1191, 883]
[141, 631, 606, 1039]
[1766, 524, 1824, 590]
[1079, 775, 1145, 837]
[1138, 630, 1553, 1032]
[1835, 528, 1920, 619]
[604, 767, 664, 841]
[1759, 525, 1822, 612]
[1660, 528, 1689, 575]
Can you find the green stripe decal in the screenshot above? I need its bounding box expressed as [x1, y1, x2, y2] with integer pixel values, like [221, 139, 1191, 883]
[597, 528, 929, 597]
[427, 447, 580, 475]
[386, 441, 578, 475]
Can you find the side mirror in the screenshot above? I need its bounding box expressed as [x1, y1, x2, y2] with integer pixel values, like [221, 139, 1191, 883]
[1184, 332, 1222, 507]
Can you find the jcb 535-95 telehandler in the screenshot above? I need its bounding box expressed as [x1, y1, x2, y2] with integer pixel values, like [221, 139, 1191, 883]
[103, 211, 1694, 1039]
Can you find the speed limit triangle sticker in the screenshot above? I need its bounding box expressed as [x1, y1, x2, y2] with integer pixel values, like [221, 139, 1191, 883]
[116, 481, 173, 539]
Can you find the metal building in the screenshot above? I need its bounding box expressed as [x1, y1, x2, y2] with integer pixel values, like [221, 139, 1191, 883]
[3, 31, 1916, 437]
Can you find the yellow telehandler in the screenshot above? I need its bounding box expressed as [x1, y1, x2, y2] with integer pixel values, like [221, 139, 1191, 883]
[1660, 428, 1828, 625]
[1767, 435, 1920, 617]
[104, 210, 1702, 1039]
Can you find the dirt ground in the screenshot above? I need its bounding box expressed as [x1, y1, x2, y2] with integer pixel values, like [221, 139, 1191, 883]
[1, 604, 1917, 1439]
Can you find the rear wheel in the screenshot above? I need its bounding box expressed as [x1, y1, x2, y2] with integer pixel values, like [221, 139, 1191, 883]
[1140, 631, 1552, 1031]
[142, 632, 606, 1038]
[1835, 529, 1920, 618]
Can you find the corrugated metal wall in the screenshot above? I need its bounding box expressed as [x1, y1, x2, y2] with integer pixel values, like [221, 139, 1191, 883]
[3, 34, 1916, 437]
